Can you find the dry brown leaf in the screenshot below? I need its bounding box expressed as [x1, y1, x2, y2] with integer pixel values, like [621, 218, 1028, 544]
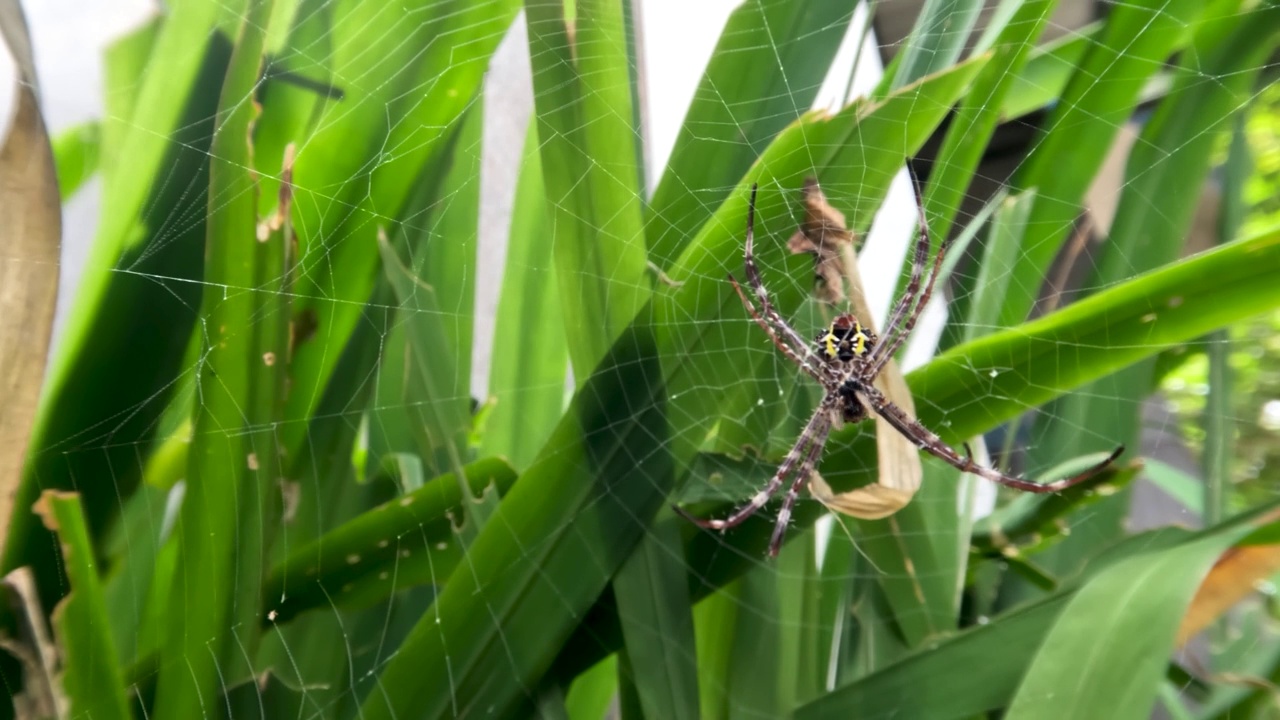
[1177, 543, 1280, 647]
[0, 8, 62, 543]
[789, 178, 921, 517]
[0, 567, 66, 718]
[787, 177, 858, 306]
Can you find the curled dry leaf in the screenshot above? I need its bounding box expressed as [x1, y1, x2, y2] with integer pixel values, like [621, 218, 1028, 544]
[0, 567, 66, 718]
[786, 177, 858, 306]
[0, 60, 62, 539]
[789, 178, 921, 517]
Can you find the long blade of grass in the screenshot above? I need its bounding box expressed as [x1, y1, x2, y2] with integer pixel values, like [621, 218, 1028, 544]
[50, 122, 100, 200]
[262, 457, 517, 623]
[151, 3, 281, 714]
[525, 0, 650, 377]
[921, 0, 1056, 251]
[887, 0, 984, 90]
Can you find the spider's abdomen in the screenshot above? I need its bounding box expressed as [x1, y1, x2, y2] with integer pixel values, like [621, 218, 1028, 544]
[818, 314, 874, 363]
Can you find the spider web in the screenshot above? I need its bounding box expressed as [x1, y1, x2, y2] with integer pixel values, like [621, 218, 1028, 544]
[7, 0, 1280, 717]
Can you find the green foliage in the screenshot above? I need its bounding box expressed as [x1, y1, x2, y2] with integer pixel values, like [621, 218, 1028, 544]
[3, 0, 1280, 718]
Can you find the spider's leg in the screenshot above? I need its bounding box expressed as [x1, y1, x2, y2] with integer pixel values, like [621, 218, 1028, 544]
[739, 184, 823, 363]
[768, 422, 832, 557]
[868, 188, 952, 377]
[869, 183, 933, 370]
[729, 272, 831, 383]
[869, 230, 951, 378]
[859, 383, 1125, 493]
[671, 437, 808, 531]
[676, 396, 836, 532]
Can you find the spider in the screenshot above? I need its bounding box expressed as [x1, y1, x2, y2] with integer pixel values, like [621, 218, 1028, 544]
[675, 183, 1124, 557]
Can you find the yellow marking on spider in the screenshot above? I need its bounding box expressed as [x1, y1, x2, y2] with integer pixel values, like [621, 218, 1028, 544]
[823, 331, 838, 359]
[853, 325, 869, 356]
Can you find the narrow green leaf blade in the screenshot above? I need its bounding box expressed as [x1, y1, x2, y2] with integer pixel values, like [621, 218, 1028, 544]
[526, 0, 649, 377]
[614, 511, 700, 720]
[4, 3, 230, 608]
[152, 2, 280, 714]
[922, 0, 1055, 251]
[35, 492, 130, 720]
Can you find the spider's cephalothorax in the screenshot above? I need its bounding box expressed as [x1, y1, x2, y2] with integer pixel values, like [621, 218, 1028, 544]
[674, 181, 1126, 558]
[818, 315, 875, 364]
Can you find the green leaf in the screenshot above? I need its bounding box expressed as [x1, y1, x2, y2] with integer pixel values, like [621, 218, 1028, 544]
[280, 0, 517, 459]
[646, 0, 854, 266]
[888, 0, 984, 90]
[613, 511, 700, 720]
[796, 588, 1072, 719]
[152, 2, 280, 714]
[526, 0, 650, 377]
[971, 458, 1142, 559]
[998, 22, 1097, 120]
[263, 457, 517, 623]
[1003, 0, 1206, 327]
[816, 225, 1280, 498]
[374, 219, 472, 480]
[50, 122, 100, 200]
[4, 3, 231, 610]
[482, 119, 568, 470]
[99, 16, 159, 172]
[1006, 520, 1269, 718]
[921, 0, 1054, 259]
[964, 190, 1034, 343]
[564, 655, 618, 720]
[35, 492, 130, 720]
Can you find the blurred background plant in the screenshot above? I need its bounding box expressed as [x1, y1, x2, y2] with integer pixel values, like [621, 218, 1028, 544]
[1, 1, 1279, 719]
